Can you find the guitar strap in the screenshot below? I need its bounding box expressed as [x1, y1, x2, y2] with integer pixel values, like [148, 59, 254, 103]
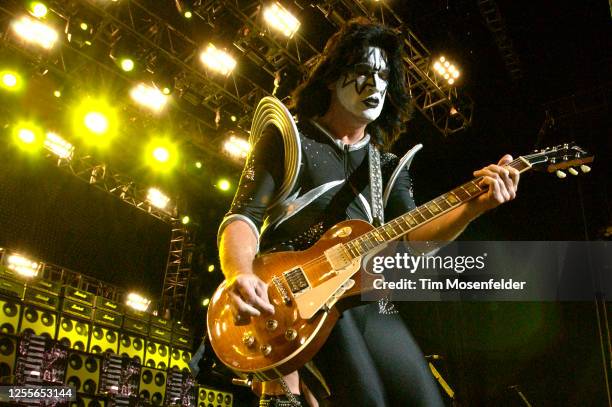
[368, 143, 384, 227]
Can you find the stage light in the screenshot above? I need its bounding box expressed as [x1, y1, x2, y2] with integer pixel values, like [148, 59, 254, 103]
[7, 253, 40, 278]
[223, 134, 250, 160]
[72, 97, 118, 147]
[200, 44, 236, 76]
[12, 122, 43, 152]
[11, 15, 58, 49]
[53, 89, 61, 97]
[217, 179, 231, 191]
[195, 161, 202, 169]
[29, 2, 48, 18]
[432, 56, 460, 86]
[44, 132, 74, 160]
[120, 58, 134, 72]
[184, 11, 192, 19]
[202, 298, 210, 307]
[147, 187, 170, 209]
[181, 215, 190, 225]
[145, 138, 178, 172]
[126, 293, 151, 312]
[207, 264, 215, 272]
[1, 70, 22, 91]
[84, 112, 108, 134]
[230, 115, 237, 122]
[130, 83, 168, 113]
[264, 2, 300, 38]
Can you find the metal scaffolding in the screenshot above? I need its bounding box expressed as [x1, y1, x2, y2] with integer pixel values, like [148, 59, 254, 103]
[161, 223, 194, 321]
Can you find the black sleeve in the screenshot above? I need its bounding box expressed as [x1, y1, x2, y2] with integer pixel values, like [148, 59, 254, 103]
[384, 166, 417, 221]
[217, 125, 285, 244]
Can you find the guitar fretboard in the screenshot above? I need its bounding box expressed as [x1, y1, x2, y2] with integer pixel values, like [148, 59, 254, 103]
[344, 157, 532, 258]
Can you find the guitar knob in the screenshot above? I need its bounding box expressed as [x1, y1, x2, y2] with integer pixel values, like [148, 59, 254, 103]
[260, 344, 272, 356]
[568, 168, 578, 176]
[242, 333, 255, 347]
[556, 170, 566, 179]
[580, 165, 591, 173]
[266, 319, 278, 331]
[285, 329, 297, 341]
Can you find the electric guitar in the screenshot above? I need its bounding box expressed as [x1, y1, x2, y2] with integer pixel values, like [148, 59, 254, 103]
[207, 143, 594, 381]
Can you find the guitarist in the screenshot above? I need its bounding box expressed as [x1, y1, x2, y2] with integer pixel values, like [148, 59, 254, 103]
[217, 18, 520, 407]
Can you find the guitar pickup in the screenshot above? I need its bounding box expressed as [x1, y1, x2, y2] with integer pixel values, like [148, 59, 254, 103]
[283, 267, 310, 295]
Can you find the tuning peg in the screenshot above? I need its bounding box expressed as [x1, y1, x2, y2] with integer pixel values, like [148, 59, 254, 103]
[556, 170, 567, 179]
[580, 165, 591, 173]
[568, 168, 578, 176]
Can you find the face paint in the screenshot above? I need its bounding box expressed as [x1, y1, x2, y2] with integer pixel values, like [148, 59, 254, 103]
[335, 46, 389, 122]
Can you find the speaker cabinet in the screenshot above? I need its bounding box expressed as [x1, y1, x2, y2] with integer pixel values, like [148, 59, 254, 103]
[196, 386, 233, 407]
[19, 305, 57, 339]
[70, 394, 107, 407]
[57, 316, 90, 351]
[0, 334, 17, 384]
[138, 367, 166, 406]
[144, 341, 169, 370]
[89, 325, 119, 355]
[65, 352, 101, 395]
[118, 333, 145, 364]
[169, 347, 192, 374]
[0, 297, 21, 334]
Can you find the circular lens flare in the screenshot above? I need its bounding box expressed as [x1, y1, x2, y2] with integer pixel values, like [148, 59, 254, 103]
[18, 129, 36, 143]
[2, 73, 18, 88]
[120, 58, 135, 72]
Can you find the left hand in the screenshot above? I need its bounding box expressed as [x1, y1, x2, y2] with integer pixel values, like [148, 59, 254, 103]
[471, 154, 520, 214]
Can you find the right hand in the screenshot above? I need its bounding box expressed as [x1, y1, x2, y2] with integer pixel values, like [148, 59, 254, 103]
[227, 273, 275, 325]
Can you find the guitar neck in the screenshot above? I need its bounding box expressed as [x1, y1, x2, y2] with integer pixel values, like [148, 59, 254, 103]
[344, 157, 533, 258]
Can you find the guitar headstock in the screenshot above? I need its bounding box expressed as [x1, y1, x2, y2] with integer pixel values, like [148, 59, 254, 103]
[522, 143, 594, 178]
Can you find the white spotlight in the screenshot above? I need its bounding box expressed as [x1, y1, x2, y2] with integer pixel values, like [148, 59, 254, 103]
[130, 83, 168, 113]
[147, 187, 170, 209]
[44, 132, 74, 160]
[264, 2, 301, 38]
[7, 253, 40, 278]
[223, 135, 250, 160]
[11, 15, 58, 50]
[126, 292, 151, 312]
[200, 44, 236, 76]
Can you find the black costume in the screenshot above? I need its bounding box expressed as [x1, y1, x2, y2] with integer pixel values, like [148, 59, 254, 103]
[218, 119, 444, 407]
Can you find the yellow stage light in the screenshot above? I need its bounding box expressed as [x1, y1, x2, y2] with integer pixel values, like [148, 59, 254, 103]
[130, 83, 168, 112]
[202, 298, 210, 307]
[7, 253, 40, 278]
[12, 122, 43, 152]
[145, 138, 178, 172]
[184, 11, 192, 19]
[1, 70, 23, 91]
[207, 264, 215, 272]
[120, 58, 135, 72]
[11, 15, 58, 49]
[200, 44, 236, 76]
[217, 179, 231, 191]
[195, 161, 202, 169]
[126, 292, 151, 312]
[72, 97, 118, 147]
[53, 89, 61, 97]
[181, 215, 190, 225]
[264, 2, 300, 38]
[147, 187, 170, 209]
[29, 2, 48, 18]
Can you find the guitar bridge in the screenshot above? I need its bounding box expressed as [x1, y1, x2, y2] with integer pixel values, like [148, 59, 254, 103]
[283, 267, 310, 295]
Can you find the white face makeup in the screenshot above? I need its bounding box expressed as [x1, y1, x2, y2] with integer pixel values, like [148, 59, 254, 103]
[335, 46, 389, 123]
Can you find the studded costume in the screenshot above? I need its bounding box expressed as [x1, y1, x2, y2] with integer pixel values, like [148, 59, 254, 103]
[218, 118, 444, 406]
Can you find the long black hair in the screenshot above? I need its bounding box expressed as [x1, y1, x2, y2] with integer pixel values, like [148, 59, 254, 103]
[290, 18, 413, 151]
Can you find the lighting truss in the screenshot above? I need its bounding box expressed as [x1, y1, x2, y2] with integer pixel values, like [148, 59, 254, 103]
[161, 224, 194, 321]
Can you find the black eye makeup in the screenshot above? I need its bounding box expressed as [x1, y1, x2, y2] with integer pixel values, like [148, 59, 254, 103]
[352, 63, 390, 81]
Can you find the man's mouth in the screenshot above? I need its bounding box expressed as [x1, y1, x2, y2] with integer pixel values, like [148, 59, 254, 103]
[362, 96, 379, 108]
